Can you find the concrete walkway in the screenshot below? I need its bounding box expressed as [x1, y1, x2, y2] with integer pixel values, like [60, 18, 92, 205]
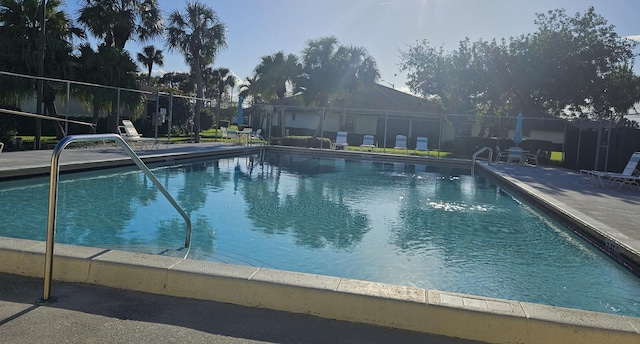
[0, 273, 480, 344]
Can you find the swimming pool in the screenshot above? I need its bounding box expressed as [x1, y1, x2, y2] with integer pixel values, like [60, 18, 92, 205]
[1, 152, 639, 317]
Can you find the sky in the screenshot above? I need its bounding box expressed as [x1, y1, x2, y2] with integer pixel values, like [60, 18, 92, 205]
[61, 0, 640, 96]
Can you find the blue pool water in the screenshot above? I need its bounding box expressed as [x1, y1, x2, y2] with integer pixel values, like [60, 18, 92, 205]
[1, 153, 639, 316]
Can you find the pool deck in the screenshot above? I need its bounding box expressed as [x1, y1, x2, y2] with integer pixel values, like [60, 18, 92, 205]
[1, 143, 639, 343]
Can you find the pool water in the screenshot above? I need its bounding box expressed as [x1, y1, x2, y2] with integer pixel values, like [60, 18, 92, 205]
[1, 153, 639, 316]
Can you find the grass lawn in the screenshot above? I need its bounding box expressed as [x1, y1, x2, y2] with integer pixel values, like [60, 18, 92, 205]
[10, 133, 564, 163]
[345, 146, 451, 157]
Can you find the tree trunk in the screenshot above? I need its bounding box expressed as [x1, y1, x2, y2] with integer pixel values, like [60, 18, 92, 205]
[109, 97, 119, 133]
[311, 108, 325, 138]
[279, 106, 286, 138]
[193, 61, 203, 143]
[43, 85, 65, 139]
[92, 101, 100, 127]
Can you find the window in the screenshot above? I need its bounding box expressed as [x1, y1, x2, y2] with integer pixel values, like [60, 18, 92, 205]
[342, 116, 354, 131]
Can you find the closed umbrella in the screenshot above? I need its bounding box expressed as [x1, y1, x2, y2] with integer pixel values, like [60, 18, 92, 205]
[513, 112, 523, 145]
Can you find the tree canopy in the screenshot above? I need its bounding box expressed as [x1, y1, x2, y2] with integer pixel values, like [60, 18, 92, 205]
[298, 36, 380, 106]
[399, 6, 640, 123]
[166, 0, 227, 142]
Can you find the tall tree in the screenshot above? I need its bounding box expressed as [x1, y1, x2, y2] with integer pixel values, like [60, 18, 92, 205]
[400, 6, 640, 124]
[252, 51, 302, 137]
[298, 36, 379, 107]
[527, 7, 639, 118]
[0, 0, 85, 141]
[297, 36, 379, 137]
[77, 0, 162, 132]
[166, 1, 227, 143]
[74, 43, 143, 129]
[204, 67, 236, 130]
[253, 51, 302, 101]
[77, 0, 163, 50]
[137, 45, 164, 84]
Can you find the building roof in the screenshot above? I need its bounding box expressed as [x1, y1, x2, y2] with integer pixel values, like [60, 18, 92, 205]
[272, 83, 441, 114]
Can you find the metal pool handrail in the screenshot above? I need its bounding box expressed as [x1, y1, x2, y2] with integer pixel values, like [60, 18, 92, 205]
[38, 134, 192, 303]
[471, 147, 493, 175]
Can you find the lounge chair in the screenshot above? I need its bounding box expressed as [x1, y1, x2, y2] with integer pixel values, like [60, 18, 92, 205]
[581, 152, 640, 190]
[332, 131, 348, 150]
[394, 135, 408, 154]
[415, 136, 428, 155]
[360, 135, 375, 152]
[252, 129, 266, 145]
[118, 120, 159, 150]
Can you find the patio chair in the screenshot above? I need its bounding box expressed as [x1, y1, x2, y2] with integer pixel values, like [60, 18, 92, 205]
[240, 127, 253, 145]
[0, 142, 4, 157]
[118, 119, 159, 150]
[506, 147, 523, 164]
[415, 136, 429, 156]
[360, 135, 375, 152]
[523, 148, 541, 166]
[394, 135, 408, 154]
[495, 145, 509, 163]
[581, 152, 640, 190]
[332, 131, 348, 150]
[223, 128, 239, 144]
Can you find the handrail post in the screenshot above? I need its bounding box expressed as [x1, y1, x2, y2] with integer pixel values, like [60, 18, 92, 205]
[37, 134, 191, 304]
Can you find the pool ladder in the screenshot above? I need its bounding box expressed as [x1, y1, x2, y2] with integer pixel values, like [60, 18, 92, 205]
[471, 147, 494, 175]
[38, 134, 192, 304]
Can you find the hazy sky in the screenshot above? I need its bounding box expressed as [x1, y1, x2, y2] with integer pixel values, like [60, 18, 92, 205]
[62, 0, 640, 95]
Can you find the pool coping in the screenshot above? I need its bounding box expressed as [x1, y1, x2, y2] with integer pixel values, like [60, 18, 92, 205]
[2, 145, 640, 343]
[1, 237, 639, 344]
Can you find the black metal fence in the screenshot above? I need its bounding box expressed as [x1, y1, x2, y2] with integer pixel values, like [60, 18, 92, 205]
[2, 71, 639, 173]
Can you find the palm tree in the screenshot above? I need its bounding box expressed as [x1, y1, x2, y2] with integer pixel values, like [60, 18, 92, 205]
[74, 43, 143, 130]
[137, 45, 164, 84]
[252, 51, 302, 137]
[77, 0, 163, 49]
[298, 36, 379, 136]
[299, 36, 379, 107]
[0, 0, 85, 143]
[166, 1, 227, 143]
[204, 67, 236, 132]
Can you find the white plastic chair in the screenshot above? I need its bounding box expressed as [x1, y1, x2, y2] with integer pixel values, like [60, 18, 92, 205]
[524, 149, 541, 166]
[394, 135, 408, 154]
[360, 135, 375, 152]
[415, 136, 428, 155]
[506, 147, 523, 164]
[581, 152, 640, 190]
[332, 131, 348, 150]
[118, 119, 158, 150]
[495, 145, 509, 162]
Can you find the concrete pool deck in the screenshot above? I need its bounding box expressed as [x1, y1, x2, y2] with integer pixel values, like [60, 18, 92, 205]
[0, 143, 639, 343]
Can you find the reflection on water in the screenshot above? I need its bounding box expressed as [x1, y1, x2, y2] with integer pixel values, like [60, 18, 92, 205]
[0, 153, 639, 317]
